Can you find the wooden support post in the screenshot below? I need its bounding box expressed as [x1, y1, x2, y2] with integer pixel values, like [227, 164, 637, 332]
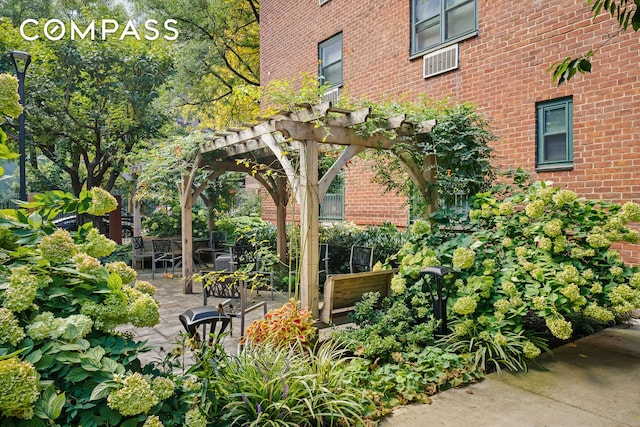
[181, 173, 195, 294]
[298, 140, 320, 318]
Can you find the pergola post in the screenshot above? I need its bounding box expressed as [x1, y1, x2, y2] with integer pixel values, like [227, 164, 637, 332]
[181, 172, 195, 293]
[298, 140, 319, 318]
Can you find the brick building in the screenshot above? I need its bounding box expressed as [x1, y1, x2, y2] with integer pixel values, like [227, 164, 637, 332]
[259, 1, 640, 236]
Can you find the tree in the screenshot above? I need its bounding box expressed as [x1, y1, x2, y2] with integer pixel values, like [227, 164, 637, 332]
[0, 16, 174, 198]
[134, 0, 260, 129]
[551, 0, 640, 85]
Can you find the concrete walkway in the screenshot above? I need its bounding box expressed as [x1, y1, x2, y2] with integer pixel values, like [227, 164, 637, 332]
[380, 319, 640, 427]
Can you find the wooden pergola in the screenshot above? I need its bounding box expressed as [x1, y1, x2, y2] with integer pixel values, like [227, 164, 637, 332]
[179, 102, 435, 319]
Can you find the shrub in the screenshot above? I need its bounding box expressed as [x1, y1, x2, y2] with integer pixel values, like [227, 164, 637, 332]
[142, 203, 208, 238]
[340, 177, 640, 381]
[0, 189, 193, 425]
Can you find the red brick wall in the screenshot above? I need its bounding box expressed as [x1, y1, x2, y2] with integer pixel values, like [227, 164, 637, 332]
[261, 0, 640, 259]
[261, 157, 410, 227]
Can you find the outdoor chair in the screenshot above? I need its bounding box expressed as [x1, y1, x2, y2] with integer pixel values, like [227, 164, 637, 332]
[230, 245, 274, 300]
[199, 270, 267, 338]
[350, 245, 374, 273]
[131, 236, 153, 270]
[179, 306, 231, 344]
[194, 231, 228, 270]
[151, 239, 182, 279]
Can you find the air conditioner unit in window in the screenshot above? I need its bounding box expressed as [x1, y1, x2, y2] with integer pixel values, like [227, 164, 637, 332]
[423, 44, 459, 79]
[319, 0, 330, 4]
[322, 87, 341, 104]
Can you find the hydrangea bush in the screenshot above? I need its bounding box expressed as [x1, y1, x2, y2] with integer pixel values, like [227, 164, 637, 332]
[0, 189, 195, 426]
[341, 178, 640, 388]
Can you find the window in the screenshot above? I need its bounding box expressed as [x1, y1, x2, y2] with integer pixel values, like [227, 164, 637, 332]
[319, 33, 343, 88]
[536, 98, 573, 170]
[411, 0, 477, 55]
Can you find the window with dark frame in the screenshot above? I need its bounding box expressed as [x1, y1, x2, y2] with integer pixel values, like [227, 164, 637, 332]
[536, 97, 574, 170]
[318, 33, 343, 88]
[411, 0, 477, 55]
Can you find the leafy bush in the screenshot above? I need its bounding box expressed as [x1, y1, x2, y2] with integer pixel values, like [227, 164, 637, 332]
[340, 177, 640, 389]
[142, 203, 208, 238]
[0, 190, 194, 426]
[215, 214, 276, 248]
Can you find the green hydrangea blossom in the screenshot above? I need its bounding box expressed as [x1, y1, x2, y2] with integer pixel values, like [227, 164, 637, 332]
[60, 315, 94, 341]
[590, 282, 603, 294]
[81, 229, 116, 258]
[454, 319, 474, 337]
[86, 187, 118, 216]
[498, 201, 514, 216]
[523, 341, 541, 359]
[502, 237, 513, 248]
[128, 292, 160, 328]
[586, 233, 611, 249]
[608, 284, 640, 314]
[73, 253, 102, 275]
[553, 235, 567, 253]
[40, 228, 77, 263]
[618, 202, 640, 222]
[583, 303, 614, 323]
[493, 332, 508, 347]
[143, 415, 164, 427]
[3, 266, 38, 312]
[493, 299, 510, 314]
[182, 376, 203, 394]
[525, 199, 545, 218]
[452, 296, 477, 315]
[27, 312, 63, 340]
[133, 280, 157, 296]
[610, 266, 624, 277]
[390, 275, 406, 295]
[410, 219, 431, 235]
[558, 264, 580, 284]
[106, 261, 137, 285]
[0, 357, 39, 420]
[151, 377, 175, 401]
[537, 236, 552, 251]
[452, 247, 475, 270]
[545, 317, 573, 340]
[185, 408, 208, 427]
[107, 373, 158, 416]
[532, 296, 546, 311]
[543, 219, 563, 237]
[552, 189, 577, 207]
[82, 294, 129, 331]
[0, 308, 25, 346]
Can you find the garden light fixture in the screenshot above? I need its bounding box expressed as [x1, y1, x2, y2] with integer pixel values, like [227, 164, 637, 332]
[9, 50, 31, 201]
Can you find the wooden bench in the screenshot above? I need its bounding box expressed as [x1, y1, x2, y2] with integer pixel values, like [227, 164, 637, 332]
[319, 268, 398, 324]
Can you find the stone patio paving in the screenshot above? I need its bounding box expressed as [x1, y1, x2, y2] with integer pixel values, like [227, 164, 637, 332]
[117, 270, 290, 366]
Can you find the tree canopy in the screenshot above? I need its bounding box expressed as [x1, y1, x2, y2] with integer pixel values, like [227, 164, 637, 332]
[0, 14, 174, 197]
[134, 0, 260, 129]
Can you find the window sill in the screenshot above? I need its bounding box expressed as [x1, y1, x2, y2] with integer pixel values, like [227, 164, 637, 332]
[409, 31, 478, 61]
[535, 164, 574, 173]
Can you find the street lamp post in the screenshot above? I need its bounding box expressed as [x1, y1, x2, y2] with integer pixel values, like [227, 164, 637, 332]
[9, 51, 31, 202]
